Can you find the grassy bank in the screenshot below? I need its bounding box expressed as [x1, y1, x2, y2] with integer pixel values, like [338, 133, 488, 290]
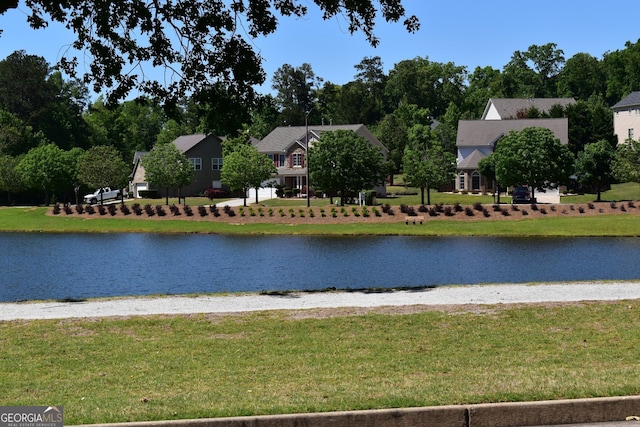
[1, 206, 640, 236]
[2, 300, 640, 424]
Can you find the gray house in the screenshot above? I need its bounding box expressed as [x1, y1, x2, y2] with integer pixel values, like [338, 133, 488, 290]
[456, 118, 569, 193]
[130, 134, 225, 198]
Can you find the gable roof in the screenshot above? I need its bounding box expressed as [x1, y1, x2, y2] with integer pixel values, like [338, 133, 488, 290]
[255, 124, 388, 155]
[456, 118, 569, 148]
[612, 92, 640, 110]
[482, 98, 576, 120]
[171, 133, 225, 153]
[458, 149, 486, 170]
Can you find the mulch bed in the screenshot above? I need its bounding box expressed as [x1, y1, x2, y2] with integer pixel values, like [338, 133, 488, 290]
[48, 200, 640, 225]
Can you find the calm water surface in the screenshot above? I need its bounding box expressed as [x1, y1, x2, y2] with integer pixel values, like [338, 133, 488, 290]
[1, 232, 640, 302]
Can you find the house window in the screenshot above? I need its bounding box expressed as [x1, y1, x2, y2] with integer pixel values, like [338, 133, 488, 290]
[471, 171, 481, 191]
[268, 154, 286, 167]
[211, 158, 223, 170]
[189, 158, 202, 170]
[629, 129, 635, 140]
[292, 153, 303, 167]
[458, 172, 465, 190]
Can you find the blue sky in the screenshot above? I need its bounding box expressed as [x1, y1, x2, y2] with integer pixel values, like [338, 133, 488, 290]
[1, 0, 639, 98]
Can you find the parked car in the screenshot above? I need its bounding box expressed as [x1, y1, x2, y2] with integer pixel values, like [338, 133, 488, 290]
[83, 187, 124, 204]
[511, 186, 531, 204]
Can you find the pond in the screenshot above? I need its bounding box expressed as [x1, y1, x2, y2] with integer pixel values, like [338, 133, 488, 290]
[1, 232, 640, 302]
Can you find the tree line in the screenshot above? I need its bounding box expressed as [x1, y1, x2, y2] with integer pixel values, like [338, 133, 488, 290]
[2, 38, 640, 204]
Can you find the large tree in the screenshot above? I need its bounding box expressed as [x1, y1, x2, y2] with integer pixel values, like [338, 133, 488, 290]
[0, 1, 418, 107]
[402, 124, 456, 205]
[574, 140, 616, 202]
[493, 127, 574, 201]
[272, 63, 321, 126]
[613, 139, 640, 184]
[142, 143, 193, 205]
[77, 146, 130, 205]
[309, 130, 386, 206]
[16, 143, 77, 205]
[0, 154, 24, 205]
[220, 144, 276, 206]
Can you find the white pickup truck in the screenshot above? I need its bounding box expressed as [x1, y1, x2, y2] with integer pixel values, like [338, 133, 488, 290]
[83, 187, 123, 204]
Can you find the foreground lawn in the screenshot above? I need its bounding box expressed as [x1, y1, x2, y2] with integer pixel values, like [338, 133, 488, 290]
[2, 301, 640, 424]
[1, 206, 640, 236]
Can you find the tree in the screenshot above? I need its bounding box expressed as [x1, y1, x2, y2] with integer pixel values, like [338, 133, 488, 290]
[142, 143, 193, 205]
[272, 63, 321, 126]
[220, 144, 276, 206]
[0, 154, 24, 205]
[493, 127, 574, 201]
[402, 124, 456, 205]
[574, 140, 616, 202]
[16, 144, 77, 205]
[478, 153, 500, 203]
[613, 139, 640, 184]
[501, 43, 565, 98]
[309, 130, 386, 206]
[0, 2, 418, 107]
[557, 52, 606, 100]
[77, 146, 130, 205]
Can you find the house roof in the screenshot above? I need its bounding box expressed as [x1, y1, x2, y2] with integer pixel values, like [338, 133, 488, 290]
[458, 149, 486, 170]
[482, 98, 576, 119]
[255, 124, 388, 155]
[456, 118, 569, 148]
[612, 92, 640, 110]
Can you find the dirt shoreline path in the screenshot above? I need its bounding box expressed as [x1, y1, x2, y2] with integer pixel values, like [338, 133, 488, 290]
[2, 281, 640, 321]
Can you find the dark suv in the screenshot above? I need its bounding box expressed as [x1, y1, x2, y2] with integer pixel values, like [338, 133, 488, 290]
[511, 186, 531, 204]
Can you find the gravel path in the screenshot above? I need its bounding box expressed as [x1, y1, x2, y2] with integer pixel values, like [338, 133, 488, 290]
[2, 281, 640, 321]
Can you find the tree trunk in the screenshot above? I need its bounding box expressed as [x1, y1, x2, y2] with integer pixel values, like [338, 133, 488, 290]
[420, 186, 425, 205]
[426, 184, 431, 206]
[255, 187, 259, 205]
[165, 188, 169, 205]
[596, 178, 602, 202]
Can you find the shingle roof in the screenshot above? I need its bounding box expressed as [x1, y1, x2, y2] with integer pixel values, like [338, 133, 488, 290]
[482, 98, 576, 119]
[612, 92, 640, 109]
[456, 118, 569, 147]
[172, 134, 208, 152]
[458, 149, 486, 169]
[255, 124, 388, 155]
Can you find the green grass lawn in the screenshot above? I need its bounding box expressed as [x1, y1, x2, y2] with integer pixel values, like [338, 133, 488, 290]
[2, 300, 640, 424]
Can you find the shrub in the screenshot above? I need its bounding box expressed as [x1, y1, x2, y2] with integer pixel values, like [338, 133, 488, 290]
[482, 208, 490, 217]
[400, 204, 409, 214]
[132, 203, 142, 215]
[144, 204, 155, 216]
[340, 207, 349, 217]
[184, 205, 193, 216]
[428, 208, 438, 217]
[198, 206, 208, 217]
[511, 204, 519, 211]
[257, 207, 264, 217]
[550, 205, 556, 212]
[522, 210, 528, 216]
[531, 203, 539, 211]
[362, 206, 369, 217]
[279, 208, 285, 217]
[138, 189, 160, 199]
[352, 206, 360, 217]
[75, 204, 84, 214]
[309, 208, 315, 218]
[331, 207, 338, 218]
[298, 208, 305, 217]
[210, 205, 220, 217]
[289, 208, 295, 217]
[268, 208, 274, 217]
[52, 203, 61, 215]
[621, 204, 627, 212]
[578, 207, 585, 214]
[473, 202, 483, 211]
[435, 203, 444, 213]
[85, 205, 96, 215]
[465, 207, 474, 216]
[204, 187, 230, 200]
[108, 204, 117, 216]
[64, 205, 73, 215]
[418, 204, 428, 213]
[588, 203, 595, 210]
[372, 207, 381, 217]
[569, 205, 575, 211]
[320, 208, 326, 217]
[98, 205, 107, 215]
[610, 202, 617, 209]
[120, 204, 131, 215]
[155, 205, 166, 216]
[492, 204, 501, 212]
[540, 208, 547, 215]
[454, 203, 463, 212]
[169, 204, 181, 215]
[405, 206, 416, 216]
[444, 206, 454, 216]
[238, 207, 245, 216]
[628, 201, 636, 208]
[501, 208, 510, 216]
[248, 207, 256, 216]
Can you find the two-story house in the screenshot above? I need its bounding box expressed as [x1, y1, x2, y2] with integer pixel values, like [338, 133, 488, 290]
[612, 92, 640, 145]
[456, 98, 574, 196]
[130, 133, 224, 198]
[254, 124, 388, 197]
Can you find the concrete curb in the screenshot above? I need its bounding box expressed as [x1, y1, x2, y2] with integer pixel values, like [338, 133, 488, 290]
[75, 396, 640, 427]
